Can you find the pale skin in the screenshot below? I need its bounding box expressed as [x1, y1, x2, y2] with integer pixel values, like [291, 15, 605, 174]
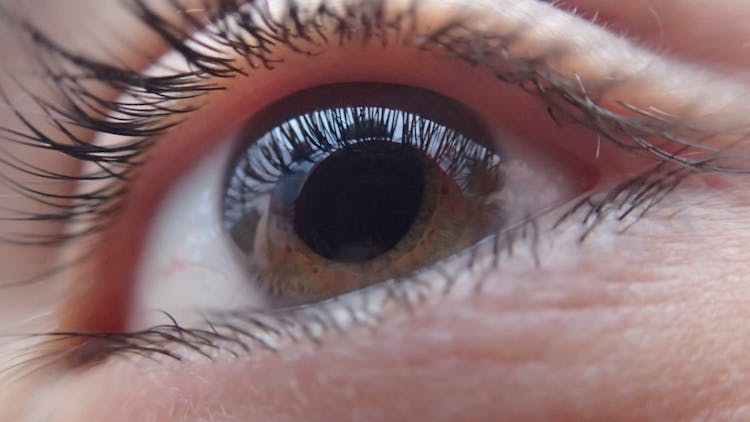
[1, 0, 750, 421]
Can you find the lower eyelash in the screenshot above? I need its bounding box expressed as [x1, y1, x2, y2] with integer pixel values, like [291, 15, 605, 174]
[557, 162, 694, 241]
[1, 162, 691, 376]
[0, 0, 725, 373]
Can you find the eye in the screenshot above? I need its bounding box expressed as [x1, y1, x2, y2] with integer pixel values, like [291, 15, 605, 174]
[6, 0, 750, 419]
[223, 84, 507, 305]
[91, 49, 599, 331]
[124, 79, 594, 325]
[21, 0, 659, 355]
[67, 41, 608, 335]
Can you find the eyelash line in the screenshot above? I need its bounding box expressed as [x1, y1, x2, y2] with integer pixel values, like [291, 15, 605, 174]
[0, 0, 720, 372]
[556, 161, 693, 241]
[227, 105, 497, 193]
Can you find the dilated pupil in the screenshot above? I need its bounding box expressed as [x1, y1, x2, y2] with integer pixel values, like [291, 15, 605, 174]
[293, 141, 425, 263]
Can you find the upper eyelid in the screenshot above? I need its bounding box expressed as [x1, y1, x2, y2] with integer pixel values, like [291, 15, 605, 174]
[448, 0, 750, 173]
[134, 0, 750, 173]
[12, 0, 748, 175]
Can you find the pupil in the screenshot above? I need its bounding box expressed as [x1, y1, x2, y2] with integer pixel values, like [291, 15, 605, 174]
[293, 140, 425, 263]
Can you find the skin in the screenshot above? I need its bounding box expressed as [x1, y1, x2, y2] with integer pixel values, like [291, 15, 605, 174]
[1, 0, 750, 420]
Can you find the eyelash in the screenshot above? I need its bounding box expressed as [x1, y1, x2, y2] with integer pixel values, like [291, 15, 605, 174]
[0, 0, 717, 372]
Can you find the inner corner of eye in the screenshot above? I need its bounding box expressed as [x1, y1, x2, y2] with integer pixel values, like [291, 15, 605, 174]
[123, 82, 581, 330]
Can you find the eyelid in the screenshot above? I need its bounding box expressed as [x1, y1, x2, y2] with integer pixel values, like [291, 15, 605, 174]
[15, 0, 748, 169]
[129, 0, 750, 171]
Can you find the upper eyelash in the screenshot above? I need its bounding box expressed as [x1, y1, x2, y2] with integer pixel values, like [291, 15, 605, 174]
[226, 106, 497, 191]
[0, 0, 735, 371]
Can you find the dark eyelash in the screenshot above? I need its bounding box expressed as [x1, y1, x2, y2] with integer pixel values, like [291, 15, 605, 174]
[228, 106, 496, 191]
[556, 162, 693, 241]
[0, 0, 735, 371]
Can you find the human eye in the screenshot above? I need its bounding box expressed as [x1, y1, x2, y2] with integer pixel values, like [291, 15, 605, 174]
[2, 0, 750, 420]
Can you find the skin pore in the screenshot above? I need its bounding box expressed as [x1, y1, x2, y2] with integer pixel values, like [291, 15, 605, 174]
[2, 0, 750, 420]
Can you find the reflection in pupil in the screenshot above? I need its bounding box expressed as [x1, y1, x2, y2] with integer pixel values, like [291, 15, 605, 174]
[293, 141, 425, 263]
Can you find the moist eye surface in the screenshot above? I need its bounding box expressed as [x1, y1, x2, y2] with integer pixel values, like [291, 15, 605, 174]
[222, 83, 504, 305]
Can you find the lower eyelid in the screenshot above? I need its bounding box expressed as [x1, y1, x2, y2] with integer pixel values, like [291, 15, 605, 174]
[20, 207, 708, 421]
[43, 153, 696, 372]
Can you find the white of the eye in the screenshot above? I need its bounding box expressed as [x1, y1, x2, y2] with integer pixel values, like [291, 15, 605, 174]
[129, 139, 267, 330]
